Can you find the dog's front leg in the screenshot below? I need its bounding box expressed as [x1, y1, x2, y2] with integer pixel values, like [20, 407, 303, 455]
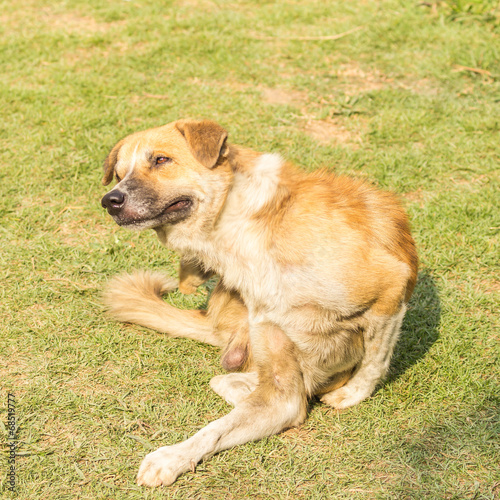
[178, 257, 214, 294]
[137, 324, 307, 487]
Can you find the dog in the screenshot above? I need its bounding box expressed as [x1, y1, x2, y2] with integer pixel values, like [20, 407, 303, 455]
[100, 119, 418, 487]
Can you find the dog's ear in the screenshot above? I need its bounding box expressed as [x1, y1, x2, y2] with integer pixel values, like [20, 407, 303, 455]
[102, 140, 123, 186]
[176, 120, 228, 169]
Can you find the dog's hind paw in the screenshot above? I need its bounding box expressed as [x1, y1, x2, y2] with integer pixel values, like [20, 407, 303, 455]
[210, 372, 258, 406]
[320, 385, 371, 410]
[137, 445, 193, 487]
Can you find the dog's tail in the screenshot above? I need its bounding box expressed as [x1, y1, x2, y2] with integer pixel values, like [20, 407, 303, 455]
[102, 270, 223, 347]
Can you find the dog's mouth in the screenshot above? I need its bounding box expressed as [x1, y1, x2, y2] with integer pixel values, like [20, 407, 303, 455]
[115, 196, 195, 229]
[163, 198, 192, 214]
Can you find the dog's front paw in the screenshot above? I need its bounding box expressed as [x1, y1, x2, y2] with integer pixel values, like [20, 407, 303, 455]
[137, 445, 194, 487]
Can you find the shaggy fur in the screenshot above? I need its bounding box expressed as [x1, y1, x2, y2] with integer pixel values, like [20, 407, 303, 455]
[100, 119, 418, 486]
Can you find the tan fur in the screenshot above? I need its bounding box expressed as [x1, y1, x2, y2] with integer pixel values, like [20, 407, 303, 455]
[100, 119, 418, 486]
[178, 257, 213, 295]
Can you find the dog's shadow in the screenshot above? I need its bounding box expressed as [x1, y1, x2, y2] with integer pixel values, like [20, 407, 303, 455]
[385, 269, 441, 384]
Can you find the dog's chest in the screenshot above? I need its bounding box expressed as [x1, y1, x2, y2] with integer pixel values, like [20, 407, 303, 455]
[208, 222, 285, 307]
[166, 178, 353, 316]
[172, 209, 351, 313]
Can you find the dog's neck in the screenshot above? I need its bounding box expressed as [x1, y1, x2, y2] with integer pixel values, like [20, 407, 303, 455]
[222, 145, 286, 217]
[155, 144, 290, 274]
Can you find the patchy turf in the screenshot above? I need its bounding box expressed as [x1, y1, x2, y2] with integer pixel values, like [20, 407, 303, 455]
[0, 0, 499, 498]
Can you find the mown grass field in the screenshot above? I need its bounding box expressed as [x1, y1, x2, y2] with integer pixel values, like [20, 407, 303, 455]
[0, 0, 499, 498]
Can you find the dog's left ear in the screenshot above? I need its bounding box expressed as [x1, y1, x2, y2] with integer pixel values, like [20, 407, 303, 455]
[102, 140, 123, 186]
[176, 120, 228, 169]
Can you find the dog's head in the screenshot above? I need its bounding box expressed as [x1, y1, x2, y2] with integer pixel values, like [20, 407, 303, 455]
[101, 120, 229, 231]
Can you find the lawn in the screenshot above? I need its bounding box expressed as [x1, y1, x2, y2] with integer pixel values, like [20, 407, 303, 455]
[0, 0, 499, 498]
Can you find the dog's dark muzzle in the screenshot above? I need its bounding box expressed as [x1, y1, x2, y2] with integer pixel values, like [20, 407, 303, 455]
[101, 189, 126, 216]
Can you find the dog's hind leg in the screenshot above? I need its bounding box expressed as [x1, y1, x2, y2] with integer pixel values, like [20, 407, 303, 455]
[208, 282, 253, 371]
[103, 271, 223, 346]
[321, 306, 406, 410]
[137, 323, 307, 487]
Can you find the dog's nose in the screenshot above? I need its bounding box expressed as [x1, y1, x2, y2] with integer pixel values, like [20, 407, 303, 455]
[101, 190, 126, 215]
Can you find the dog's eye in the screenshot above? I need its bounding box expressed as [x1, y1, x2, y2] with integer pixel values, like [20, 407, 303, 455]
[156, 156, 172, 166]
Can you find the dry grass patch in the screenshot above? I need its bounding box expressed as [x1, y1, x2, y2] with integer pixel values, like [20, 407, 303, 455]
[1, 5, 122, 35]
[261, 87, 308, 106]
[189, 78, 310, 108]
[336, 62, 440, 96]
[399, 77, 441, 96]
[336, 62, 392, 95]
[401, 188, 427, 208]
[302, 117, 365, 147]
[475, 277, 500, 295]
[37, 10, 115, 34]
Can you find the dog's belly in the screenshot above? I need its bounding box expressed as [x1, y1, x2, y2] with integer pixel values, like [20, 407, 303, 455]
[223, 258, 353, 312]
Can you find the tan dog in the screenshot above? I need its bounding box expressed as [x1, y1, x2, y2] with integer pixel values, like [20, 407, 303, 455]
[100, 119, 418, 486]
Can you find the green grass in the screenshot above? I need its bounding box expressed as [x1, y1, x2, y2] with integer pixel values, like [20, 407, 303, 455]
[0, 0, 499, 498]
